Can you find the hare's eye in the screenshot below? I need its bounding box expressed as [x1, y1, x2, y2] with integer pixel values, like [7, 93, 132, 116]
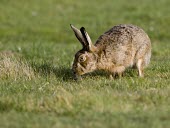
[79, 56, 86, 62]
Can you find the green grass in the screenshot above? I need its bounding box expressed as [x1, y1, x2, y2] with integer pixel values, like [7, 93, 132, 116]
[0, 0, 170, 127]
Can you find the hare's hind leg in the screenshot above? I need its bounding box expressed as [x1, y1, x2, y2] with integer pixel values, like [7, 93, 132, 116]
[135, 43, 151, 77]
[136, 59, 144, 77]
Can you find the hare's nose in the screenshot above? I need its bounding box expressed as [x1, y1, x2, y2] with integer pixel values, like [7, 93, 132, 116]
[73, 71, 76, 74]
[73, 74, 82, 81]
[72, 71, 82, 81]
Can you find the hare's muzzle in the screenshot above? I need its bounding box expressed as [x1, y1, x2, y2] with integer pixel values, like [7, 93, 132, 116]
[73, 71, 82, 81]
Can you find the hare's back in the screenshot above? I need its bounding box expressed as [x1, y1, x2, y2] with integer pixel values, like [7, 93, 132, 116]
[95, 24, 150, 67]
[95, 24, 148, 47]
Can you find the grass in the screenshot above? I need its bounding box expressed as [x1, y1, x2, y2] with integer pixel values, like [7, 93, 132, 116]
[0, 0, 170, 127]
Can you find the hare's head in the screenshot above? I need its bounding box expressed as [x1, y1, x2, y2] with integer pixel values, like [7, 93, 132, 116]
[70, 25, 98, 80]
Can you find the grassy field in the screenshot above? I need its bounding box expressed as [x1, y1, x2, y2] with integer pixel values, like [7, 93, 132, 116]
[0, 0, 170, 127]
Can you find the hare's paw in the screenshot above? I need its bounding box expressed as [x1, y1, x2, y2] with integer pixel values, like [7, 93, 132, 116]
[110, 66, 125, 79]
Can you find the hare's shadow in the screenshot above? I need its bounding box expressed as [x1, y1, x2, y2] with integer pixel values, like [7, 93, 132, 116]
[33, 63, 137, 81]
[32, 63, 111, 81]
[32, 63, 73, 81]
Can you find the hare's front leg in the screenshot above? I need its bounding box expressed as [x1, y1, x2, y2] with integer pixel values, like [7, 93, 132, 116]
[109, 66, 125, 79]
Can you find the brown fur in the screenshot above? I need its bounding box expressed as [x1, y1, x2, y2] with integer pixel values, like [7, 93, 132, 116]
[70, 24, 151, 80]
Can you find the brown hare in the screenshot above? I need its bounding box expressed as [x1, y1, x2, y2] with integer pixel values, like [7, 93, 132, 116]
[70, 24, 151, 80]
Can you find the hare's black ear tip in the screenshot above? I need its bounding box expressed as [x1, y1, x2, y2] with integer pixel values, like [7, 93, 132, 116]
[80, 27, 85, 31]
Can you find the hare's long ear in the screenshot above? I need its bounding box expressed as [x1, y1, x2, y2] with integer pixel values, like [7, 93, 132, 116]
[80, 27, 96, 52]
[70, 24, 86, 48]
